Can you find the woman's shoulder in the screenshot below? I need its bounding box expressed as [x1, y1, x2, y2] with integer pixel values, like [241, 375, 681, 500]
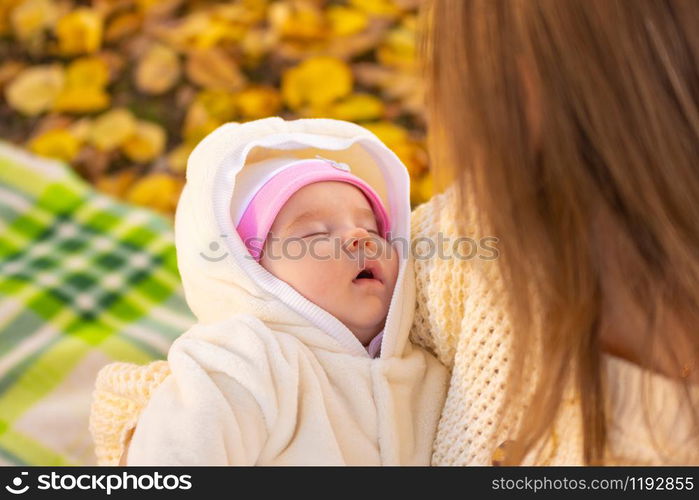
[409, 187, 523, 465]
[411, 185, 461, 239]
[409, 185, 510, 369]
[410, 184, 483, 255]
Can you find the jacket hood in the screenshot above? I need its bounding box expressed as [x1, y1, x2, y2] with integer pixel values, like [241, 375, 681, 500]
[174, 117, 415, 359]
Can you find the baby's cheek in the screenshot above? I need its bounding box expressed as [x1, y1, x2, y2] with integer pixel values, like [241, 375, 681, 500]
[313, 257, 344, 286]
[292, 255, 338, 293]
[305, 238, 335, 259]
[385, 245, 399, 279]
[295, 274, 342, 316]
[278, 239, 306, 259]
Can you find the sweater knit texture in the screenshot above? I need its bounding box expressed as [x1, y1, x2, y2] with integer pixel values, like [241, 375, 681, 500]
[90, 361, 170, 466]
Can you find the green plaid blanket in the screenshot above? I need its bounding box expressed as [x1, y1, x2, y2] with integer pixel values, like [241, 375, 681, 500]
[0, 142, 193, 465]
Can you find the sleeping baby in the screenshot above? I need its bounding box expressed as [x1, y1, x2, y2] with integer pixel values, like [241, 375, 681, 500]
[89, 117, 447, 465]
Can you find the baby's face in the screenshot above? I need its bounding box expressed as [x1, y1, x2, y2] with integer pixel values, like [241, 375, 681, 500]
[259, 181, 399, 345]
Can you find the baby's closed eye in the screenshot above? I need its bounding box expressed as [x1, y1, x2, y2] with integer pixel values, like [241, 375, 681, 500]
[302, 228, 379, 238]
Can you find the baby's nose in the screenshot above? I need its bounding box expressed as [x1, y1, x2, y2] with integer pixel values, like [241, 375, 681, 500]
[344, 227, 378, 252]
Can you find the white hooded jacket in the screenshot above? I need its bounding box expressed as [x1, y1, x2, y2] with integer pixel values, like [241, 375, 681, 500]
[126, 117, 448, 465]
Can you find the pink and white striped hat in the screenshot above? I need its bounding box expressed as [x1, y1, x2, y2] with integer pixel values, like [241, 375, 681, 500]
[230, 156, 391, 261]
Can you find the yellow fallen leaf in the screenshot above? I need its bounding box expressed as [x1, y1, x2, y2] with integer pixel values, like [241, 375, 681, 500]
[327, 6, 368, 37]
[353, 62, 425, 116]
[185, 48, 245, 91]
[397, 145, 426, 178]
[167, 142, 195, 173]
[121, 121, 167, 163]
[135, 0, 182, 17]
[64, 56, 110, 88]
[377, 21, 417, 70]
[0, 0, 22, 36]
[162, 10, 250, 51]
[236, 86, 281, 119]
[411, 173, 433, 207]
[53, 87, 110, 113]
[28, 128, 81, 163]
[96, 50, 126, 81]
[182, 107, 220, 144]
[89, 108, 136, 151]
[196, 89, 237, 121]
[134, 43, 181, 95]
[52, 56, 111, 112]
[350, 0, 401, 18]
[126, 173, 184, 214]
[281, 56, 352, 110]
[0, 60, 27, 92]
[200, 18, 246, 47]
[325, 18, 387, 60]
[183, 89, 236, 143]
[10, 0, 58, 41]
[326, 93, 384, 121]
[240, 28, 275, 64]
[67, 117, 93, 141]
[364, 120, 408, 144]
[196, 26, 238, 51]
[55, 8, 103, 55]
[268, 1, 326, 40]
[364, 121, 424, 177]
[161, 11, 211, 50]
[104, 11, 142, 43]
[213, 2, 266, 27]
[96, 169, 137, 198]
[5, 64, 64, 116]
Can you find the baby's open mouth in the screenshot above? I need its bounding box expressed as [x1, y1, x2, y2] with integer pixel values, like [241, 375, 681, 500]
[355, 269, 374, 280]
[353, 265, 382, 284]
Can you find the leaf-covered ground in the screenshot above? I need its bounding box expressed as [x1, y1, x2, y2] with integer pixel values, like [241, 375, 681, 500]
[0, 0, 433, 214]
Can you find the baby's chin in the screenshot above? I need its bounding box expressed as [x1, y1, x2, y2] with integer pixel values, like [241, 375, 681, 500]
[341, 312, 388, 341]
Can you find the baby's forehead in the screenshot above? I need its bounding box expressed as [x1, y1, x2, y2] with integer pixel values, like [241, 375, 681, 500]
[281, 182, 373, 217]
[282, 204, 377, 229]
[277, 185, 377, 231]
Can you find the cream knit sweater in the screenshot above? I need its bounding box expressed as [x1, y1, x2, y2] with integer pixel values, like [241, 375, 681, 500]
[90, 182, 699, 466]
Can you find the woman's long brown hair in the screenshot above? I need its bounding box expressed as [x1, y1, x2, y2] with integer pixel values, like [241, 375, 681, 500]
[422, 0, 699, 464]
